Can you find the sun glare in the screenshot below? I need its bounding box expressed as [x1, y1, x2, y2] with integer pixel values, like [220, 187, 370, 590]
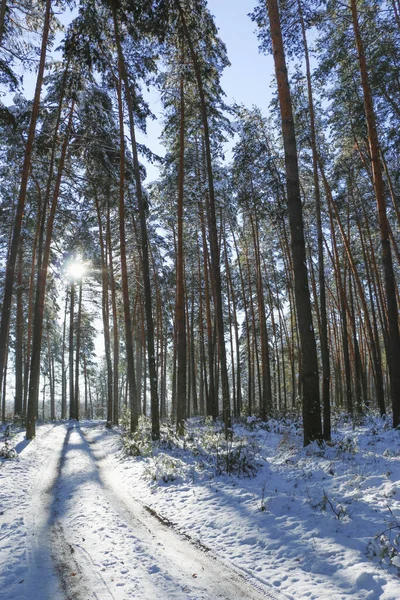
[66, 261, 86, 281]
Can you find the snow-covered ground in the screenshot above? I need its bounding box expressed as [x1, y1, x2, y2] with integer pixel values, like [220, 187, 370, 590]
[1, 415, 400, 599]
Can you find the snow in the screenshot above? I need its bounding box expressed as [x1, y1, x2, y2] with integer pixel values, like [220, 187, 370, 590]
[1, 415, 400, 599]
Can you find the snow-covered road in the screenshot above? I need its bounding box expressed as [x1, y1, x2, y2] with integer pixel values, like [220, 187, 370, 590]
[1, 423, 278, 599]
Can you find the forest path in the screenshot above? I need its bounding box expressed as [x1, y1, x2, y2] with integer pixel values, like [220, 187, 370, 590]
[22, 422, 282, 600]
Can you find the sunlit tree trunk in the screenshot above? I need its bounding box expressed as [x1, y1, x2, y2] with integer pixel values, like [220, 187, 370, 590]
[176, 0, 231, 436]
[26, 101, 74, 439]
[0, 0, 52, 401]
[15, 244, 24, 417]
[61, 292, 68, 419]
[351, 0, 400, 426]
[298, 0, 331, 439]
[74, 278, 83, 421]
[94, 187, 113, 428]
[106, 200, 119, 426]
[111, 0, 159, 438]
[112, 26, 138, 433]
[266, 0, 322, 443]
[176, 69, 186, 434]
[69, 280, 75, 419]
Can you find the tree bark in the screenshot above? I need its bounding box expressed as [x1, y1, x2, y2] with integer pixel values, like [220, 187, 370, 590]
[0, 0, 52, 400]
[351, 0, 400, 426]
[176, 69, 187, 434]
[111, 0, 159, 439]
[111, 14, 138, 433]
[266, 0, 322, 444]
[26, 101, 74, 438]
[176, 0, 232, 436]
[298, 0, 331, 440]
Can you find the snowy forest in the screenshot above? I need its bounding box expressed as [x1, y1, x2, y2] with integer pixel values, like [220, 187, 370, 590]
[1, 0, 400, 445]
[1, 1, 400, 599]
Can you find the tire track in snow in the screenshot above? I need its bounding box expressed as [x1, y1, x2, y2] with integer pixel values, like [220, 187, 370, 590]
[0, 423, 68, 600]
[81, 426, 287, 600]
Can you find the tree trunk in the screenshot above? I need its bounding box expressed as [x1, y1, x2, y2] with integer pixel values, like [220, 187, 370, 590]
[69, 280, 75, 420]
[298, 0, 331, 439]
[0, 0, 51, 400]
[176, 0, 232, 436]
[176, 69, 186, 434]
[107, 200, 119, 426]
[351, 0, 400, 426]
[61, 292, 68, 419]
[111, 0, 159, 439]
[74, 278, 83, 421]
[26, 101, 74, 438]
[266, 0, 322, 444]
[112, 24, 138, 433]
[94, 187, 113, 428]
[15, 243, 24, 417]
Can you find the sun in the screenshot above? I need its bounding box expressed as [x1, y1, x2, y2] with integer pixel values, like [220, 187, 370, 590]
[65, 260, 86, 281]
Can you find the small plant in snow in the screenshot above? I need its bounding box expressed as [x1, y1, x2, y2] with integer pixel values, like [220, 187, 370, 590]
[122, 416, 153, 457]
[201, 427, 262, 477]
[367, 508, 400, 570]
[260, 478, 274, 512]
[367, 533, 400, 569]
[146, 454, 187, 483]
[0, 439, 18, 459]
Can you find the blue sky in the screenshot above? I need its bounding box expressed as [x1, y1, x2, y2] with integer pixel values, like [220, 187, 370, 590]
[142, 0, 275, 180]
[207, 0, 274, 110]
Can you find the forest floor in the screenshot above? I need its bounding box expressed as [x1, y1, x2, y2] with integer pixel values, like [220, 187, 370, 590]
[1, 415, 400, 600]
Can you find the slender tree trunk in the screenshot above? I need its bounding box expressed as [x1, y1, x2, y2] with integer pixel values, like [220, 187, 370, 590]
[298, 0, 331, 439]
[176, 0, 231, 436]
[351, 0, 400, 426]
[61, 291, 68, 419]
[69, 281, 75, 419]
[23, 189, 42, 416]
[47, 323, 55, 421]
[266, 0, 322, 444]
[112, 29, 138, 433]
[176, 70, 186, 434]
[15, 243, 24, 417]
[26, 101, 74, 438]
[111, 0, 159, 438]
[107, 201, 119, 426]
[0, 0, 51, 398]
[74, 278, 83, 421]
[94, 187, 113, 428]
[83, 354, 88, 418]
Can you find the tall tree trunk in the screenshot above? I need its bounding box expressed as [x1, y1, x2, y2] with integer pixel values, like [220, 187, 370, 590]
[26, 101, 74, 438]
[351, 0, 400, 426]
[107, 200, 119, 426]
[266, 0, 322, 444]
[112, 27, 138, 433]
[111, 0, 159, 439]
[0, 0, 51, 399]
[176, 69, 186, 434]
[74, 278, 83, 421]
[176, 0, 232, 436]
[69, 280, 75, 419]
[298, 0, 331, 440]
[15, 243, 24, 417]
[94, 187, 113, 428]
[61, 291, 68, 419]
